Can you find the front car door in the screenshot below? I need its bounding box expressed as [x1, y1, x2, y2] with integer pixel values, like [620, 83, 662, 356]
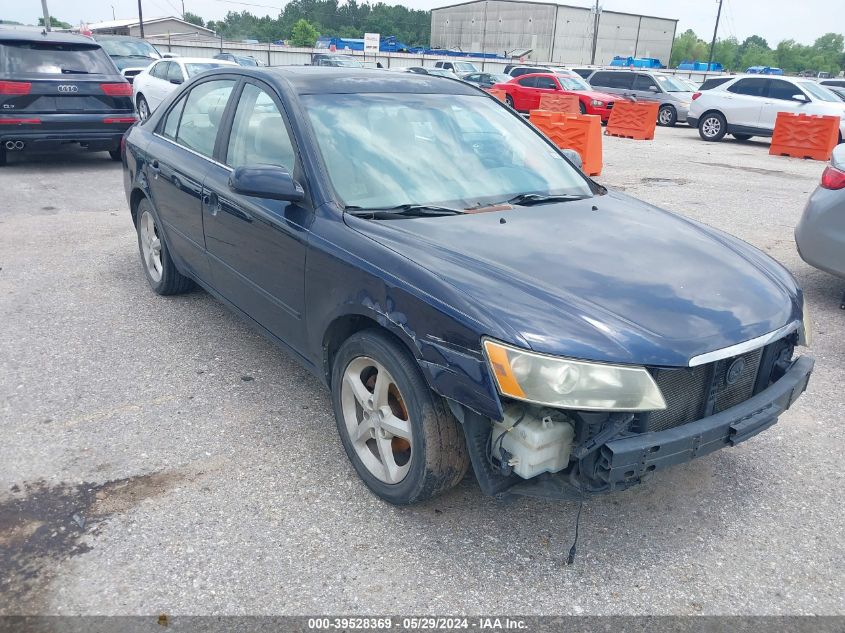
[759, 79, 809, 130]
[148, 61, 173, 108]
[145, 78, 236, 281]
[530, 75, 560, 110]
[632, 73, 662, 103]
[724, 77, 768, 128]
[201, 79, 309, 350]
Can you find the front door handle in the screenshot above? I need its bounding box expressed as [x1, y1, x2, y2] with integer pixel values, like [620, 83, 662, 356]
[203, 192, 220, 216]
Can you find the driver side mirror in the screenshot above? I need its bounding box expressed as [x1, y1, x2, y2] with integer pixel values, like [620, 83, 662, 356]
[169, 77, 183, 85]
[229, 165, 304, 202]
[792, 93, 810, 103]
[648, 85, 659, 92]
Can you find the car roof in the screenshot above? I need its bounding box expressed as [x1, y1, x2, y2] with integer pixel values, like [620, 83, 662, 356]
[205, 66, 481, 95]
[0, 29, 101, 46]
[168, 57, 238, 65]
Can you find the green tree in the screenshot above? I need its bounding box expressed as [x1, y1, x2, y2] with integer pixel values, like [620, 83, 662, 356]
[183, 12, 205, 28]
[810, 33, 845, 74]
[670, 29, 708, 67]
[38, 16, 72, 29]
[712, 36, 739, 70]
[738, 42, 776, 70]
[290, 18, 319, 47]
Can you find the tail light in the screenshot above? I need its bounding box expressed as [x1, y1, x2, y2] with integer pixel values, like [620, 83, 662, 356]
[820, 165, 845, 190]
[692, 92, 702, 100]
[103, 116, 137, 124]
[0, 117, 40, 124]
[100, 83, 133, 96]
[0, 81, 32, 95]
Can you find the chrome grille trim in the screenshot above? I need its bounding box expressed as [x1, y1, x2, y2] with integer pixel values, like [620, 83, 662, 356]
[688, 321, 799, 367]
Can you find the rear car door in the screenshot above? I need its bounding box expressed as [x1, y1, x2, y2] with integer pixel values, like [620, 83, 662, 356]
[632, 73, 662, 103]
[201, 80, 308, 350]
[146, 78, 236, 282]
[759, 79, 808, 131]
[589, 71, 634, 99]
[512, 76, 537, 110]
[145, 60, 171, 107]
[723, 78, 768, 128]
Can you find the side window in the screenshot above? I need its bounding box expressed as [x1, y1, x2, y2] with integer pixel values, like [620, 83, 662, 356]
[517, 76, 537, 88]
[511, 68, 529, 77]
[727, 78, 768, 97]
[591, 72, 632, 89]
[535, 76, 557, 89]
[161, 93, 186, 139]
[175, 79, 235, 157]
[149, 62, 165, 79]
[226, 83, 296, 171]
[767, 79, 803, 101]
[166, 62, 184, 84]
[633, 74, 659, 91]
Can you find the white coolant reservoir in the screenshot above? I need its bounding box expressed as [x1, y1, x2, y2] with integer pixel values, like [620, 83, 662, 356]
[491, 407, 575, 480]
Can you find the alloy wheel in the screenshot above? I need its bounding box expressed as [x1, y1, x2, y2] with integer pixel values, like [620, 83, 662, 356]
[659, 107, 673, 125]
[139, 210, 163, 282]
[340, 356, 413, 484]
[137, 97, 150, 121]
[702, 116, 721, 137]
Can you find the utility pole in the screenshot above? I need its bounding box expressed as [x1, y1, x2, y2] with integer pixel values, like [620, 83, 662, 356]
[707, 0, 723, 71]
[589, 0, 601, 65]
[40, 0, 52, 31]
[181, 0, 185, 19]
[137, 0, 145, 37]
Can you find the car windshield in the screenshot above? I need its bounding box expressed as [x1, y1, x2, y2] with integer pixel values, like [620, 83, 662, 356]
[184, 62, 230, 77]
[799, 81, 841, 102]
[0, 42, 116, 74]
[655, 75, 690, 92]
[98, 38, 160, 59]
[303, 93, 593, 211]
[558, 75, 591, 90]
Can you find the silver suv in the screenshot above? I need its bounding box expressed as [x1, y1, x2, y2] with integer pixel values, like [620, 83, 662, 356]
[586, 70, 695, 126]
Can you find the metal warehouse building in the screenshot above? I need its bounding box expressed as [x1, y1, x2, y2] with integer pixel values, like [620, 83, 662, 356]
[430, 0, 677, 66]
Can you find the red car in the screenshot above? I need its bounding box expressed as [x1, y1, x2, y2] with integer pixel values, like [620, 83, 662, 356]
[492, 72, 619, 121]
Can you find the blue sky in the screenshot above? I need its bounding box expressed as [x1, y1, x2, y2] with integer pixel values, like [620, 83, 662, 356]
[2, 0, 841, 47]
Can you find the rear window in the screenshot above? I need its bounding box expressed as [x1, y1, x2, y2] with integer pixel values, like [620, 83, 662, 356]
[590, 71, 633, 90]
[185, 62, 229, 78]
[0, 42, 116, 75]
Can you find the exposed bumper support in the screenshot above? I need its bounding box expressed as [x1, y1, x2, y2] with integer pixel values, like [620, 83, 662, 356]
[597, 356, 814, 489]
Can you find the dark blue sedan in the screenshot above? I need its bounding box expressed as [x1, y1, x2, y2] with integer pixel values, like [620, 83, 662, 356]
[122, 67, 814, 505]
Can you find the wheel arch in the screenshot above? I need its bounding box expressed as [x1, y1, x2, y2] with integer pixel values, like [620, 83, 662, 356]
[697, 108, 727, 124]
[129, 187, 147, 227]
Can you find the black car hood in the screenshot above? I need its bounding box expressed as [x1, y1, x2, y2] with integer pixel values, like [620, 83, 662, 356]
[346, 191, 802, 367]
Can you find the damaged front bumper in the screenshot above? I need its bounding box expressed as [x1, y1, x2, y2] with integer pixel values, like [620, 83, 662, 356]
[597, 355, 814, 490]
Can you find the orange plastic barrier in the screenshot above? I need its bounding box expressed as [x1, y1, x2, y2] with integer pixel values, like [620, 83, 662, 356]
[531, 113, 603, 176]
[605, 101, 659, 140]
[538, 93, 581, 114]
[769, 112, 840, 161]
[486, 88, 507, 102]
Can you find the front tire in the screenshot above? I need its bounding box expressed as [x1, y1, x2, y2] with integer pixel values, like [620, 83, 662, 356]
[699, 112, 727, 142]
[732, 133, 753, 141]
[331, 330, 469, 505]
[658, 105, 677, 126]
[579, 101, 587, 115]
[136, 94, 150, 121]
[135, 198, 193, 295]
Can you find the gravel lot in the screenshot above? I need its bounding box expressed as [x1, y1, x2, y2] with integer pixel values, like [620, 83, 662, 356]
[1, 126, 843, 616]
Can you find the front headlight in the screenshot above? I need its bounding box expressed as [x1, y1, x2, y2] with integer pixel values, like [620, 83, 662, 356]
[799, 301, 813, 347]
[590, 99, 605, 107]
[483, 339, 666, 411]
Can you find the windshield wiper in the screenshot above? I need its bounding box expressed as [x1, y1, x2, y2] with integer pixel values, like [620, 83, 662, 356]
[346, 204, 465, 218]
[60, 68, 90, 74]
[501, 193, 588, 206]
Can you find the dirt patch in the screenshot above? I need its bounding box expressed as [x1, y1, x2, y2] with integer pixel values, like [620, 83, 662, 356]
[691, 161, 806, 179]
[0, 469, 187, 612]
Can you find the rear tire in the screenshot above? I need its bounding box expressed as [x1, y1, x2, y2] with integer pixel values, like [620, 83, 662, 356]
[505, 94, 514, 108]
[136, 94, 150, 121]
[135, 198, 194, 295]
[0, 146, 5, 167]
[108, 148, 122, 161]
[331, 329, 469, 505]
[658, 105, 677, 127]
[732, 133, 753, 141]
[699, 112, 727, 142]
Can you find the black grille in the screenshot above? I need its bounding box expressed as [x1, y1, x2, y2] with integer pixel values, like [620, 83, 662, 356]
[640, 347, 766, 433]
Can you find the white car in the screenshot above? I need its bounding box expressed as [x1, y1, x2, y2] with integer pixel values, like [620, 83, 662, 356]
[133, 57, 238, 120]
[688, 75, 845, 143]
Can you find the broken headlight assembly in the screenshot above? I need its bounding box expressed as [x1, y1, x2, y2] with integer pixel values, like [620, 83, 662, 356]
[483, 338, 667, 411]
